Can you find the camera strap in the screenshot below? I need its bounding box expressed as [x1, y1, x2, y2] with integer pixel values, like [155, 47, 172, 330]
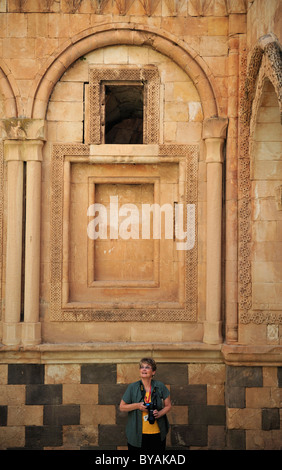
[140, 381, 156, 404]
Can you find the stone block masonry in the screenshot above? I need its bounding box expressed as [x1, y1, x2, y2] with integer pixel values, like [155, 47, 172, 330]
[0, 362, 281, 450]
[0, 1, 280, 456]
[225, 366, 282, 450]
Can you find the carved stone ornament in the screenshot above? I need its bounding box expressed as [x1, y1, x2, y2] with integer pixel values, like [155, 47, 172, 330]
[0, 119, 46, 141]
[50, 144, 198, 322]
[238, 35, 282, 325]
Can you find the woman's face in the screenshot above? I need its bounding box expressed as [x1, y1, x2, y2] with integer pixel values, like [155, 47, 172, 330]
[139, 362, 154, 380]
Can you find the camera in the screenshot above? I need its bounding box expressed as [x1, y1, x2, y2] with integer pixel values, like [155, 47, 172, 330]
[144, 402, 156, 424]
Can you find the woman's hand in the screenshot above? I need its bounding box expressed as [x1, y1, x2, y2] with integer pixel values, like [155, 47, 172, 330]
[153, 409, 159, 419]
[138, 402, 147, 411]
[120, 399, 147, 412]
[153, 396, 172, 419]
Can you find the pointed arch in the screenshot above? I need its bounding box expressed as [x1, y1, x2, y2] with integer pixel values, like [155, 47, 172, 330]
[241, 33, 281, 128]
[238, 33, 282, 325]
[28, 23, 219, 120]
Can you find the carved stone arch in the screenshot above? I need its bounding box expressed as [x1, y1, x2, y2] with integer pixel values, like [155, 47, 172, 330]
[238, 34, 282, 325]
[28, 23, 219, 120]
[250, 53, 281, 148]
[0, 63, 18, 326]
[242, 34, 281, 129]
[0, 62, 18, 118]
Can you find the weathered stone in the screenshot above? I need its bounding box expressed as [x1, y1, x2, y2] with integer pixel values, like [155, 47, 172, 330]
[26, 385, 62, 405]
[278, 368, 282, 387]
[25, 426, 63, 449]
[43, 405, 80, 426]
[0, 385, 25, 406]
[227, 408, 261, 430]
[189, 405, 226, 426]
[80, 404, 116, 425]
[208, 425, 226, 449]
[63, 424, 98, 448]
[226, 386, 245, 409]
[226, 366, 263, 388]
[0, 426, 25, 450]
[81, 364, 117, 384]
[8, 405, 43, 426]
[171, 424, 207, 448]
[8, 364, 44, 385]
[189, 364, 225, 384]
[0, 406, 7, 426]
[98, 384, 128, 405]
[262, 408, 280, 430]
[170, 385, 207, 405]
[156, 363, 188, 385]
[63, 384, 98, 405]
[226, 429, 246, 450]
[99, 424, 127, 446]
[0, 0, 281, 453]
[45, 364, 80, 384]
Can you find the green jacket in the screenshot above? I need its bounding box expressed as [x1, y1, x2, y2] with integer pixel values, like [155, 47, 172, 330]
[122, 379, 170, 448]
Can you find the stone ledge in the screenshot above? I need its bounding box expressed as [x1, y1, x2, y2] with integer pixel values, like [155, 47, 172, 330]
[222, 344, 282, 366]
[0, 341, 222, 364]
[90, 144, 159, 156]
[1, 342, 281, 366]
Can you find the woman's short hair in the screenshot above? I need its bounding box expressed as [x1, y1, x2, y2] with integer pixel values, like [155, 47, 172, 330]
[139, 357, 157, 372]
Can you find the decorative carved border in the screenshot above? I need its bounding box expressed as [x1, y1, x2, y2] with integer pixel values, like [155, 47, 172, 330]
[238, 39, 282, 325]
[0, 142, 3, 321]
[89, 65, 160, 144]
[50, 143, 198, 322]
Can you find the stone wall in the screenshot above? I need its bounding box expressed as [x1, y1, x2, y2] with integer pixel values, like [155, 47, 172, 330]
[226, 365, 282, 450]
[1, 2, 280, 346]
[39, 45, 204, 344]
[0, 0, 281, 452]
[0, 1, 249, 348]
[0, 361, 281, 450]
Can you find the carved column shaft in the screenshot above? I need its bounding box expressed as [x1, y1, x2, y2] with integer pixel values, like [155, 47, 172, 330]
[22, 158, 42, 345]
[3, 157, 23, 345]
[203, 117, 228, 345]
[1, 119, 45, 346]
[225, 36, 239, 343]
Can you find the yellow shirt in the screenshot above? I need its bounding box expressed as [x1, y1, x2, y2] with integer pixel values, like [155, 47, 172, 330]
[142, 392, 160, 434]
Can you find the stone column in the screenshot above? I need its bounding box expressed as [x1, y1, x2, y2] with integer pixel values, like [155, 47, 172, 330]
[3, 150, 23, 345]
[22, 145, 43, 346]
[1, 119, 45, 346]
[203, 117, 228, 345]
[225, 36, 239, 343]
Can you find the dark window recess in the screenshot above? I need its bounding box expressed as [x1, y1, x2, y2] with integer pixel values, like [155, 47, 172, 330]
[105, 85, 144, 144]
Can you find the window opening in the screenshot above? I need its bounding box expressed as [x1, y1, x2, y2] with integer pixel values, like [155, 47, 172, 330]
[104, 84, 144, 144]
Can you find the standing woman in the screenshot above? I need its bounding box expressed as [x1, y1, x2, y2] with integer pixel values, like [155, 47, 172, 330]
[119, 357, 171, 451]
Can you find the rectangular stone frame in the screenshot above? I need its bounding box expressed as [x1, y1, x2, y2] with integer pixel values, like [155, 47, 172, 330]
[87, 175, 160, 289]
[88, 65, 160, 144]
[50, 143, 198, 322]
[0, 142, 3, 322]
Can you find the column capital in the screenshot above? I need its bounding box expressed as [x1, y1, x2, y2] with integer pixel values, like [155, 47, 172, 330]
[0, 118, 46, 141]
[205, 138, 225, 164]
[4, 139, 44, 162]
[202, 117, 228, 140]
[203, 117, 228, 164]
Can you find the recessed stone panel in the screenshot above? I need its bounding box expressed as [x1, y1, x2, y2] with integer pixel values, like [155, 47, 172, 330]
[50, 144, 198, 322]
[68, 161, 180, 305]
[92, 181, 155, 283]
